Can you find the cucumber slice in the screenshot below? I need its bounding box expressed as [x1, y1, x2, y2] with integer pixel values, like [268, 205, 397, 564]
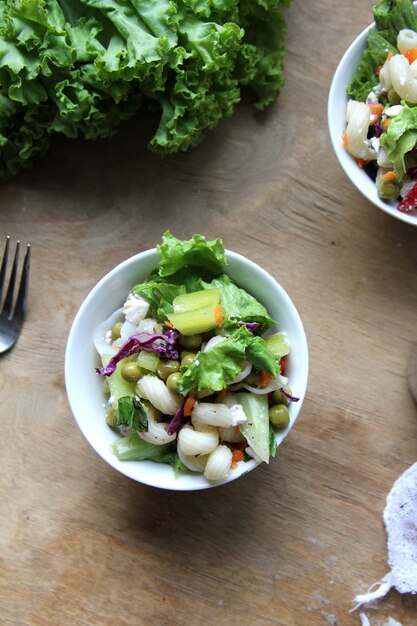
[137, 351, 160, 372]
[166, 304, 219, 335]
[173, 288, 220, 312]
[102, 355, 136, 399]
[235, 392, 270, 463]
[264, 332, 290, 358]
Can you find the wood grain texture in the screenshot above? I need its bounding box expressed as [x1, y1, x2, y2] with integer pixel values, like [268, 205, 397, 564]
[1, 1, 417, 624]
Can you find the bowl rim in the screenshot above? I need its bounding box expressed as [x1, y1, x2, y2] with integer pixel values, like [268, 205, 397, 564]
[65, 247, 309, 491]
[328, 8, 417, 226]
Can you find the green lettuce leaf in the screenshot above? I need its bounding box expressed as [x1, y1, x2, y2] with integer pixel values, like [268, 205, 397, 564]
[117, 396, 148, 432]
[178, 325, 278, 395]
[156, 231, 227, 278]
[380, 105, 417, 179]
[373, 0, 417, 46]
[348, 29, 396, 102]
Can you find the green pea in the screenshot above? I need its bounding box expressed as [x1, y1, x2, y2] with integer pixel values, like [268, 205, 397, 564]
[181, 352, 197, 367]
[121, 362, 143, 382]
[157, 359, 180, 380]
[387, 88, 401, 105]
[166, 372, 181, 393]
[111, 322, 123, 341]
[179, 334, 203, 350]
[269, 404, 290, 428]
[271, 386, 292, 406]
[106, 408, 118, 428]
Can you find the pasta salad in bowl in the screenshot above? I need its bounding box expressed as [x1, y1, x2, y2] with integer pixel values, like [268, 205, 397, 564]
[65, 232, 308, 490]
[328, 0, 417, 225]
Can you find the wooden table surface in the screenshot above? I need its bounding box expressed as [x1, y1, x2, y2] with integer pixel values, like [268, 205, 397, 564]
[1, 1, 417, 625]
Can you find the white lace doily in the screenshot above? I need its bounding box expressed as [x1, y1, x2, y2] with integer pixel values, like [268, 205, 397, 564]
[353, 462, 417, 609]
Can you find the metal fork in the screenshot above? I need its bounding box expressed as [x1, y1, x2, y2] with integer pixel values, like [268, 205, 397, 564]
[0, 236, 31, 353]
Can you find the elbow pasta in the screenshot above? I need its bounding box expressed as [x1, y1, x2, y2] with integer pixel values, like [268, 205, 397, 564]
[397, 28, 417, 54]
[177, 423, 219, 456]
[345, 100, 375, 160]
[191, 402, 247, 428]
[139, 406, 176, 445]
[387, 54, 417, 103]
[177, 437, 208, 472]
[136, 374, 182, 415]
[204, 445, 233, 481]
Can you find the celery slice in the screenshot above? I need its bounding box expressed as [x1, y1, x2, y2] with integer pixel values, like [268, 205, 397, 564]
[137, 351, 160, 372]
[235, 392, 270, 463]
[173, 288, 220, 312]
[166, 304, 219, 335]
[264, 332, 290, 358]
[102, 355, 136, 399]
[111, 433, 173, 461]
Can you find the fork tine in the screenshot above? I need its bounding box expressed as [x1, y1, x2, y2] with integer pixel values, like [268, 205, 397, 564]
[13, 244, 30, 320]
[0, 236, 10, 303]
[2, 240, 19, 318]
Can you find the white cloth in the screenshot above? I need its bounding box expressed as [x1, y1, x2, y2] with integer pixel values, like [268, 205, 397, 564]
[353, 462, 417, 610]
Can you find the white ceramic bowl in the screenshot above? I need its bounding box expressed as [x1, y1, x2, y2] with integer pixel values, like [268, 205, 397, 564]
[65, 248, 309, 491]
[328, 9, 417, 226]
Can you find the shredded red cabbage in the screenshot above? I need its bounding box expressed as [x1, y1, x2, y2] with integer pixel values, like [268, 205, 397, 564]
[167, 403, 186, 435]
[406, 166, 417, 179]
[238, 321, 261, 332]
[280, 387, 299, 402]
[374, 121, 383, 138]
[96, 330, 179, 377]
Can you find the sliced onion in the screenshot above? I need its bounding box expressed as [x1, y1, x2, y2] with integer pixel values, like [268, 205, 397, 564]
[229, 361, 252, 385]
[93, 308, 123, 357]
[229, 375, 288, 395]
[202, 335, 226, 351]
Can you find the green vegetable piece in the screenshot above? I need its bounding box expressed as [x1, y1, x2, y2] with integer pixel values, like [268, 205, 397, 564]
[101, 355, 136, 400]
[157, 359, 180, 380]
[111, 322, 123, 341]
[271, 386, 292, 406]
[179, 334, 203, 350]
[181, 353, 197, 367]
[269, 425, 277, 458]
[264, 332, 290, 358]
[173, 288, 220, 312]
[376, 171, 401, 200]
[235, 392, 270, 463]
[166, 372, 181, 393]
[121, 362, 144, 382]
[166, 304, 219, 335]
[117, 397, 148, 432]
[137, 351, 160, 372]
[106, 408, 118, 428]
[157, 231, 227, 277]
[111, 434, 174, 462]
[269, 404, 290, 428]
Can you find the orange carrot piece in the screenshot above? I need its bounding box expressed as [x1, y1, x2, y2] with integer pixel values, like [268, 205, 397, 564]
[257, 371, 274, 389]
[217, 387, 228, 401]
[214, 304, 223, 326]
[342, 130, 349, 148]
[370, 103, 384, 116]
[164, 320, 174, 329]
[231, 449, 244, 465]
[381, 171, 397, 181]
[404, 48, 417, 64]
[383, 118, 391, 130]
[355, 157, 368, 168]
[183, 395, 196, 417]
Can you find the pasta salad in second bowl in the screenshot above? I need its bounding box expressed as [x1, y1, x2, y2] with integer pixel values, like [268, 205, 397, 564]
[342, 0, 417, 217]
[65, 232, 308, 490]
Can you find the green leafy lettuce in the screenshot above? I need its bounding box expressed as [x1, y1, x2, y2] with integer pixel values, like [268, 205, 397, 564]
[0, 0, 292, 181]
[132, 231, 275, 332]
[178, 325, 279, 395]
[380, 105, 417, 178]
[117, 396, 148, 432]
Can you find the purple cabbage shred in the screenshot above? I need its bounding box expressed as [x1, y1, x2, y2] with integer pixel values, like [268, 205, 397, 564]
[406, 166, 417, 179]
[280, 387, 299, 402]
[238, 321, 261, 332]
[96, 330, 179, 377]
[374, 121, 383, 138]
[167, 403, 186, 436]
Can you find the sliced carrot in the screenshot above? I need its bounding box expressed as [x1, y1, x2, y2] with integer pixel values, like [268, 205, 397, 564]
[164, 320, 174, 329]
[183, 394, 196, 417]
[383, 118, 391, 130]
[404, 48, 417, 64]
[214, 303, 223, 326]
[231, 449, 244, 465]
[257, 371, 274, 389]
[381, 171, 397, 181]
[342, 130, 349, 148]
[370, 103, 384, 116]
[355, 157, 368, 168]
